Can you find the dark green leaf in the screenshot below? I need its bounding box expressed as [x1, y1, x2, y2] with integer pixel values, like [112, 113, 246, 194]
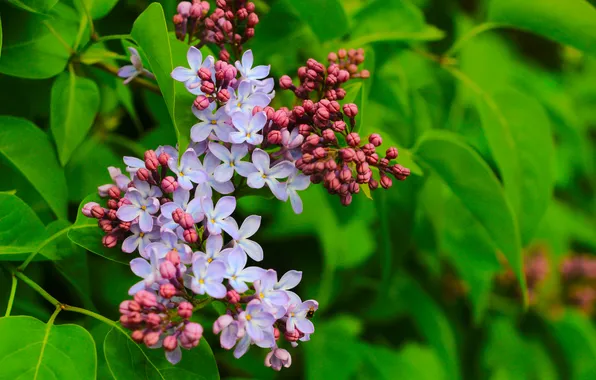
[286, 0, 349, 42]
[68, 193, 129, 265]
[413, 130, 526, 303]
[362, 343, 446, 380]
[104, 327, 219, 379]
[0, 116, 68, 219]
[0, 193, 48, 258]
[6, 0, 59, 13]
[51, 70, 101, 166]
[0, 315, 97, 379]
[488, 0, 596, 55]
[85, 0, 119, 19]
[549, 310, 596, 379]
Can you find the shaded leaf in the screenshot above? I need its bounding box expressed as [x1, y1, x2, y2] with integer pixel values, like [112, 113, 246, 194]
[286, 0, 349, 42]
[6, 0, 59, 13]
[0, 193, 48, 258]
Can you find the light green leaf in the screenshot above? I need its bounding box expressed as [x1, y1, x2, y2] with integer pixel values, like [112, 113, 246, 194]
[488, 0, 596, 55]
[51, 70, 100, 166]
[0, 3, 80, 79]
[413, 130, 526, 304]
[85, 0, 119, 19]
[131, 3, 192, 152]
[104, 327, 219, 379]
[68, 193, 128, 265]
[476, 88, 554, 245]
[0, 193, 49, 258]
[363, 343, 446, 380]
[0, 315, 97, 379]
[6, 0, 59, 13]
[80, 45, 124, 64]
[286, 0, 349, 42]
[0, 116, 68, 219]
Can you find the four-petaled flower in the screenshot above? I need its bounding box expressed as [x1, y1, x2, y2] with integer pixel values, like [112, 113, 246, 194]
[223, 246, 265, 293]
[116, 190, 160, 232]
[208, 142, 254, 182]
[227, 215, 264, 261]
[171, 46, 214, 93]
[201, 196, 236, 235]
[122, 224, 160, 254]
[235, 50, 271, 82]
[158, 187, 204, 231]
[246, 149, 295, 200]
[128, 250, 163, 295]
[195, 152, 235, 198]
[285, 297, 318, 335]
[189, 256, 227, 298]
[284, 171, 311, 214]
[144, 229, 192, 263]
[253, 270, 290, 317]
[193, 234, 228, 264]
[168, 148, 208, 190]
[191, 103, 234, 143]
[226, 81, 270, 116]
[239, 300, 275, 346]
[118, 47, 154, 85]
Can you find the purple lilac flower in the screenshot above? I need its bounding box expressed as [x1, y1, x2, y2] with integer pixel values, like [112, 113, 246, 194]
[246, 149, 295, 200]
[274, 270, 302, 292]
[285, 297, 318, 334]
[189, 256, 227, 298]
[144, 229, 192, 263]
[193, 234, 228, 263]
[98, 167, 130, 196]
[128, 250, 163, 295]
[195, 152, 235, 197]
[116, 190, 160, 232]
[227, 215, 264, 261]
[265, 348, 292, 371]
[254, 270, 290, 317]
[122, 224, 160, 254]
[273, 128, 304, 162]
[284, 171, 311, 214]
[214, 314, 242, 350]
[171, 46, 214, 93]
[132, 177, 163, 199]
[167, 148, 208, 190]
[118, 47, 155, 85]
[223, 246, 265, 292]
[201, 196, 236, 235]
[239, 300, 276, 346]
[226, 81, 271, 116]
[208, 142, 254, 182]
[235, 50, 270, 82]
[229, 111, 267, 146]
[191, 103, 234, 143]
[159, 187, 204, 230]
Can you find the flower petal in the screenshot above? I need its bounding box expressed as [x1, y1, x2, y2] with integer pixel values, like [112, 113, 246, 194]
[247, 172, 265, 189]
[239, 239, 264, 261]
[166, 346, 182, 365]
[234, 161, 257, 177]
[249, 65, 271, 80]
[122, 235, 140, 253]
[289, 190, 303, 214]
[187, 46, 203, 71]
[269, 161, 295, 179]
[191, 123, 213, 143]
[139, 211, 154, 232]
[276, 270, 302, 290]
[116, 205, 140, 222]
[205, 282, 227, 298]
[214, 196, 236, 219]
[241, 50, 254, 71]
[208, 142, 232, 162]
[239, 215, 261, 238]
[130, 258, 152, 278]
[171, 67, 196, 82]
[214, 165, 234, 182]
[251, 149, 270, 172]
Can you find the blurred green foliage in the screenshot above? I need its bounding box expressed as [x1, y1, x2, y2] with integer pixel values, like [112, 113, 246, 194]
[1, 0, 596, 379]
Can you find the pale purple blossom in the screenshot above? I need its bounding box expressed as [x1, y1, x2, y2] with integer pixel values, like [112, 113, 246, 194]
[132, 177, 163, 199]
[159, 187, 204, 230]
[171, 46, 214, 93]
[116, 190, 160, 232]
[223, 246, 265, 293]
[265, 348, 292, 371]
[208, 142, 255, 182]
[254, 270, 290, 316]
[239, 300, 276, 347]
[195, 153, 235, 198]
[284, 171, 311, 214]
[128, 250, 163, 295]
[193, 234, 228, 264]
[227, 215, 263, 261]
[235, 50, 271, 82]
[246, 149, 295, 200]
[273, 128, 304, 162]
[189, 256, 227, 298]
[144, 229, 192, 263]
[252, 78, 275, 99]
[285, 297, 318, 335]
[201, 196, 237, 235]
[118, 47, 154, 85]
[191, 103, 234, 143]
[121, 224, 160, 254]
[98, 167, 130, 196]
[226, 81, 270, 116]
[167, 148, 208, 190]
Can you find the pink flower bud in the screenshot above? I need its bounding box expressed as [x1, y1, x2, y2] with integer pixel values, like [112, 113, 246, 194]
[306, 134, 321, 146]
[268, 130, 282, 145]
[343, 103, 358, 118]
[302, 99, 315, 113]
[172, 208, 184, 224]
[237, 7, 248, 19]
[246, 2, 255, 12]
[279, 75, 293, 89]
[182, 322, 203, 342]
[339, 168, 352, 182]
[325, 159, 337, 171]
[360, 69, 370, 79]
[386, 147, 398, 160]
[190, 3, 202, 18]
[119, 221, 131, 231]
[302, 153, 314, 164]
[173, 14, 184, 25]
[292, 106, 305, 118]
[330, 120, 345, 132]
[366, 153, 379, 165]
[194, 95, 210, 110]
[178, 302, 193, 319]
[136, 168, 150, 181]
[82, 202, 99, 217]
[340, 148, 356, 162]
[144, 331, 161, 347]
[213, 314, 233, 334]
[144, 150, 159, 170]
[247, 12, 259, 27]
[166, 250, 181, 265]
[368, 179, 379, 190]
[183, 228, 198, 243]
[274, 327, 280, 340]
[177, 1, 192, 17]
[106, 199, 117, 209]
[328, 101, 341, 113]
[160, 283, 177, 298]
[263, 106, 275, 119]
[341, 194, 353, 206]
[272, 110, 289, 127]
[160, 261, 177, 279]
[131, 330, 145, 343]
[161, 176, 178, 193]
[298, 124, 312, 136]
[102, 234, 118, 248]
[265, 348, 292, 371]
[134, 290, 158, 308]
[158, 152, 170, 166]
[313, 147, 326, 159]
[91, 205, 105, 219]
[163, 335, 178, 352]
[201, 81, 215, 94]
[369, 133, 382, 147]
[348, 181, 360, 193]
[146, 313, 161, 328]
[322, 129, 336, 142]
[362, 143, 375, 155]
[217, 88, 231, 103]
[355, 150, 366, 163]
[284, 329, 300, 342]
[326, 75, 337, 86]
[380, 175, 393, 189]
[107, 209, 118, 220]
[219, 49, 230, 62]
[346, 133, 360, 147]
[337, 70, 350, 83]
[99, 219, 113, 233]
[328, 52, 338, 62]
[226, 290, 241, 304]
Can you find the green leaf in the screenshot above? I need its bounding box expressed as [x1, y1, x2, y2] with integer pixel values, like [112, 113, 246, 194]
[6, 0, 59, 13]
[476, 88, 554, 245]
[68, 193, 129, 265]
[0, 116, 68, 219]
[488, 0, 596, 55]
[0, 315, 97, 379]
[0, 3, 80, 79]
[51, 70, 100, 166]
[80, 45, 123, 64]
[104, 327, 219, 379]
[131, 3, 191, 152]
[362, 343, 446, 380]
[549, 310, 596, 379]
[413, 130, 526, 304]
[0, 15, 3, 59]
[0, 193, 49, 258]
[350, 0, 444, 45]
[85, 0, 119, 19]
[286, 0, 349, 42]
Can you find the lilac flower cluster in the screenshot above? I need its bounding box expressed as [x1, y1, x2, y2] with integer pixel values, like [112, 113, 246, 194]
[173, 0, 258, 61]
[82, 48, 318, 369]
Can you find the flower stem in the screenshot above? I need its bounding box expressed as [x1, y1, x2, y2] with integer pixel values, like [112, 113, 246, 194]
[4, 274, 17, 317]
[444, 22, 503, 57]
[93, 61, 161, 95]
[192, 297, 214, 311]
[19, 226, 72, 271]
[10, 266, 61, 307]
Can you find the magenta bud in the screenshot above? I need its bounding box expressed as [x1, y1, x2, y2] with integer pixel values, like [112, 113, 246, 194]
[91, 205, 105, 219]
[137, 168, 150, 182]
[328, 52, 338, 62]
[144, 150, 159, 170]
[367, 153, 379, 165]
[313, 147, 327, 159]
[183, 228, 198, 243]
[173, 14, 184, 25]
[198, 67, 212, 81]
[279, 75, 293, 89]
[386, 147, 398, 160]
[166, 250, 181, 265]
[369, 133, 382, 147]
[107, 199, 118, 209]
[213, 314, 233, 334]
[343, 103, 358, 118]
[237, 7, 248, 19]
[360, 70, 370, 79]
[302, 99, 315, 113]
[337, 70, 350, 83]
[217, 88, 231, 103]
[143, 331, 161, 347]
[340, 148, 356, 162]
[298, 124, 312, 137]
[82, 202, 99, 217]
[172, 208, 184, 224]
[219, 49, 230, 62]
[158, 153, 171, 166]
[332, 120, 346, 132]
[284, 329, 300, 342]
[322, 129, 336, 142]
[107, 209, 117, 220]
[163, 335, 178, 352]
[341, 194, 353, 206]
[274, 327, 280, 340]
[131, 330, 145, 343]
[160, 261, 177, 279]
[178, 302, 194, 319]
[272, 110, 289, 128]
[190, 3, 202, 18]
[146, 313, 162, 328]
[339, 168, 352, 182]
[346, 132, 360, 147]
[335, 88, 346, 100]
[293, 106, 305, 118]
[246, 1, 255, 12]
[315, 107, 330, 121]
[134, 290, 158, 308]
[325, 159, 337, 171]
[369, 179, 379, 190]
[183, 322, 204, 341]
[362, 143, 375, 155]
[177, 1, 192, 17]
[102, 234, 118, 248]
[201, 81, 215, 94]
[263, 106, 275, 120]
[119, 221, 131, 231]
[380, 175, 393, 189]
[348, 181, 360, 193]
[161, 176, 178, 193]
[355, 151, 366, 163]
[99, 219, 113, 233]
[306, 134, 321, 146]
[247, 12, 259, 27]
[181, 213, 195, 229]
[326, 75, 337, 86]
[268, 130, 282, 145]
[226, 290, 241, 304]
[194, 95, 210, 110]
[160, 283, 177, 298]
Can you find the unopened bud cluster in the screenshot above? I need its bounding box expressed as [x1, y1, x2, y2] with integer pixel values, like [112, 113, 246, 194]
[561, 255, 596, 314]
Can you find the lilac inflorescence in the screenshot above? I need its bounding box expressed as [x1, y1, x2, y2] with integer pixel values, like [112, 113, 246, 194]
[84, 48, 319, 369]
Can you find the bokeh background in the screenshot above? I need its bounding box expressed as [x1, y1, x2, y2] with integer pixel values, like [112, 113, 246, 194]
[1, 0, 596, 379]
